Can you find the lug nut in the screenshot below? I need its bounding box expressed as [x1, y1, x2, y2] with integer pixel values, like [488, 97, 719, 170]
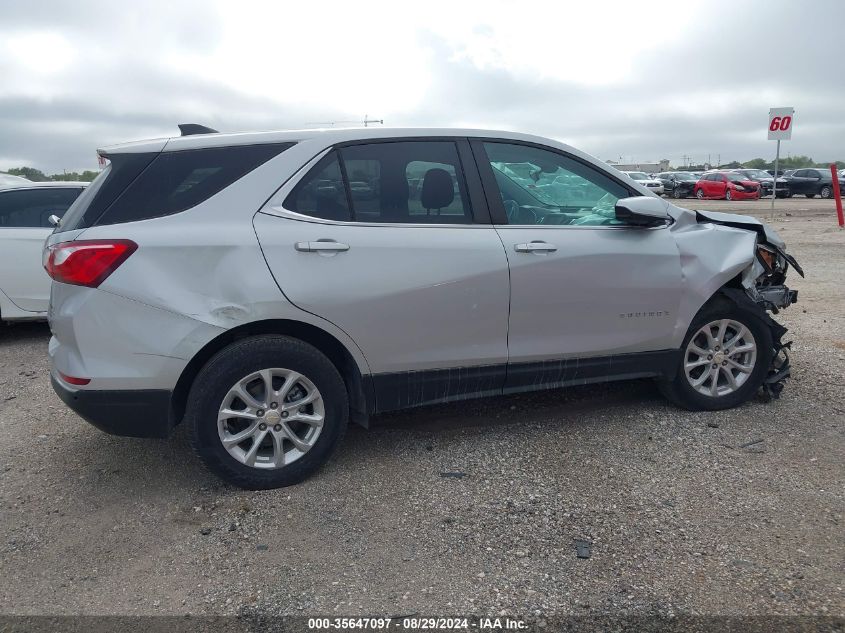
[714, 345, 720, 351]
[281, 411, 289, 418]
[712, 363, 717, 368]
[707, 354, 713, 360]
[270, 402, 278, 409]
[257, 409, 264, 417]
[273, 424, 282, 432]
[258, 423, 267, 431]
[722, 361, 727, 366]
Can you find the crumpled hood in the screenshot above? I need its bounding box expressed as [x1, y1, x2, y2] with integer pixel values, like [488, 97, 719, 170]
[692, 210, 785, 249]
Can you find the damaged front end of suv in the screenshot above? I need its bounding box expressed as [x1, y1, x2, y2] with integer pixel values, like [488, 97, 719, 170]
[674, 209, 803, 400]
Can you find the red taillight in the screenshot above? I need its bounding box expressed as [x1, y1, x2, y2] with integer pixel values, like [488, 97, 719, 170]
[58, 372, 90, 386]
[44, 240, 137, 288]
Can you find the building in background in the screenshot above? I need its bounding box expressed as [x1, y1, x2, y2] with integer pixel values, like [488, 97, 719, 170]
[607, 159, 671, 173]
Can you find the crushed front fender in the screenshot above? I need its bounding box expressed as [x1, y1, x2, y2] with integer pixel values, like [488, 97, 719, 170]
[719, 287, 792, 400]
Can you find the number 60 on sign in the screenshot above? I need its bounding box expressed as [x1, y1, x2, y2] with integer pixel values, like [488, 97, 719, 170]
[768, 107, 795, 140]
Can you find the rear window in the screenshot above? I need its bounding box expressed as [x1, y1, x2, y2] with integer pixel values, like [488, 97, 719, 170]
[57, 142, 293, 231]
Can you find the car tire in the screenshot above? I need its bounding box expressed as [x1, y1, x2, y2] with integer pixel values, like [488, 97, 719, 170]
[820, 186, 832, 199]
[696, 188, 705, 200]
[657, 297, 773, 411]
[725, 189, 733, 201]
[186, 335, 348, 489]
[672, 188, 683, 199]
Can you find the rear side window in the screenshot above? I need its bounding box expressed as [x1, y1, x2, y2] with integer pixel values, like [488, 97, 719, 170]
[340, 142, 472, 224]
[57, 143, 293, 231]
[0, 188, 82, 228]
[97, 143, 294, 226]
[57, 154, 155, 232]
[284, 151, 351, 221]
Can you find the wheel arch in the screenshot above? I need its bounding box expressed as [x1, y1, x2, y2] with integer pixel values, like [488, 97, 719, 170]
[171, 319, 372, 429]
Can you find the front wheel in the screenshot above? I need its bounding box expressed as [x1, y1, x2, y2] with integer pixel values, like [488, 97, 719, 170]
[658, 299, 773, 411]
[187, 335, 348, 489]
[725, 189, 733, 201]
[696, 188, 705, 199]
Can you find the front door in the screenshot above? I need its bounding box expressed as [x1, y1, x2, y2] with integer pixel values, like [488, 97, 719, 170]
[0, 187, 82, 313]
[254, 140, 511, 410]
[471, 140, 683, 390]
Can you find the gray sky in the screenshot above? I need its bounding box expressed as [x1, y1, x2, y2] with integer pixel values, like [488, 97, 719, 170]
[1, 0, 842, 173]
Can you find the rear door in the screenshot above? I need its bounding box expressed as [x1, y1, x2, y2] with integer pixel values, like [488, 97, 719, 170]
[471, 140, 683, 391]
[254, 138, 511, 409]
[0, 187, 82, 312]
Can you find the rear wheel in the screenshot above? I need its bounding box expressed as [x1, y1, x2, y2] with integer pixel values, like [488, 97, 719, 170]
[672, 187, 684, 199]
[658, 299, 773, 411]
[820, 186, 832, 199]
[187, 335, 348, 489]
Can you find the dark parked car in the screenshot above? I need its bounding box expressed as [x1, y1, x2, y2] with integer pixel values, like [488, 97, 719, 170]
[733, 169, 790, 198]
[782, 168, 845, 199]
[655, 172, 699, 198]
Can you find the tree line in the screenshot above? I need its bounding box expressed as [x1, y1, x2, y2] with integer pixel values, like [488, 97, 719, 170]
[1, 166, 100, 182]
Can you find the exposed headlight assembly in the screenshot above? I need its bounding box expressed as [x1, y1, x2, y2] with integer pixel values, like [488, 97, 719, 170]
[756, 244, 777, 271]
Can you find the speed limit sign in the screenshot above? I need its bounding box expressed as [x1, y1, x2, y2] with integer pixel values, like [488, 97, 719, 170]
[768, 107, 794, 140]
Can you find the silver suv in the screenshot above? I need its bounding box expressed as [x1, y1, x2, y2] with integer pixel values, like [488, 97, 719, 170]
[46, 126, 801, 489]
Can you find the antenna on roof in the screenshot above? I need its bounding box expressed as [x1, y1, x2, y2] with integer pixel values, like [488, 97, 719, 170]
[178, 124, 219, 136]
[304, 114, 384, 128]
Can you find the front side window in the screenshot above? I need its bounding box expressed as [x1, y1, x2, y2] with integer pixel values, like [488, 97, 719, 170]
[482, 142, 630, 226]
[0, 188, 82, 228]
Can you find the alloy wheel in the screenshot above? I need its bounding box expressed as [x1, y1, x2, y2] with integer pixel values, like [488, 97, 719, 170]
[684, 319, 757, 397]
[217, 368, 325, 469]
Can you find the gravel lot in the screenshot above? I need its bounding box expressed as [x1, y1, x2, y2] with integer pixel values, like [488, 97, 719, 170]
[0, 198, 843, 621]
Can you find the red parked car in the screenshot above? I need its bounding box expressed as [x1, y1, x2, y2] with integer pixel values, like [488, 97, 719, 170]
[694, 171, 761, 200]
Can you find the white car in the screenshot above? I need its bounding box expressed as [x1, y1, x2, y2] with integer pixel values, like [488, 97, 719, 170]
[622, 171, 665, 195]
[0, 173, 32, 187]
[0, 181, 87, 322]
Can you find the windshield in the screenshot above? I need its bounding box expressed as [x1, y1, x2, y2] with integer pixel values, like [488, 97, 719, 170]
[625, 172, 648, 180]
[675, 172, 697, 181]
[726, 172, 747, 181]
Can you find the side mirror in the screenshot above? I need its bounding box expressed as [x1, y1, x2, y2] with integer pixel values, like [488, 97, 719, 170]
[615, 196, 670, 226]
[48, 214, 61, 227]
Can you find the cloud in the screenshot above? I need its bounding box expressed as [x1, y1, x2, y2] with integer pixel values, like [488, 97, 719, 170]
[1, 0, 842, 173]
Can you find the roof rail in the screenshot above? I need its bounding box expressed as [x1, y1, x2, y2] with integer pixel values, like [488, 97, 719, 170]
[178, 124, 219, 136]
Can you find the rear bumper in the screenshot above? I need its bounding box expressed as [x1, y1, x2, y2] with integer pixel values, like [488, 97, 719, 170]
[51, 373, 173, 438]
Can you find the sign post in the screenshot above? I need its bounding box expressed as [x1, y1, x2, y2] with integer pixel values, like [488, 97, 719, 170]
[831, 163, 844, 228]
[768, 107, 794, 213]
